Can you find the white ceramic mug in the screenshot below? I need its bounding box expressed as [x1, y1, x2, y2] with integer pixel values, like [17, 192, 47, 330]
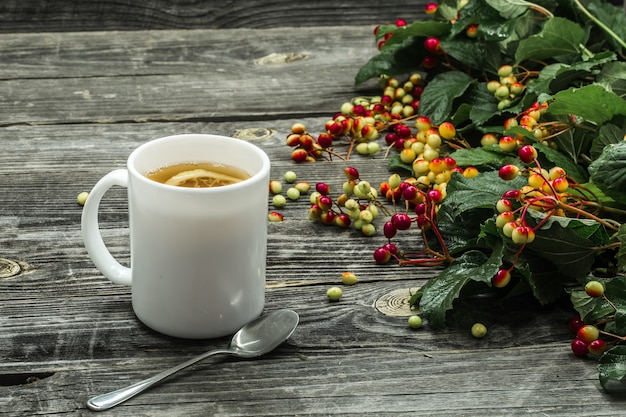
[81, 134, 270, 339]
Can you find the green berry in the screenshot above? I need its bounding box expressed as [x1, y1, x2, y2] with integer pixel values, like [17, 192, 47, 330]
[341, 272, 358, 285]
[284, 170, 297, 183]
[272, 194, 287, 208]
[77, 191, 89, 206]
[584, 280, 604, 298]
[294, 181, 311, 193]
[408, 315, 423, 329]
[286, 187, 301, 200]
[471, 323, 488, 338]
[269, 180, 283, 194]
[326, 286, 343, 301]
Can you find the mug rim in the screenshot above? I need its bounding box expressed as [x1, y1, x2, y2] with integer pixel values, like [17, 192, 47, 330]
[127, 133, 271, 193]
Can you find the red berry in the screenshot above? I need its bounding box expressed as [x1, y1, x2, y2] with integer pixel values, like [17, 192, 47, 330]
[424, 37, 441, 54]
[498, 164, 520, 180]
[344, 166, 360, 181]
[395, 18, 407, 27]
[385, 132, 399, 145]
[502, 189, 521, 199]
[571, 338, 589, 357]
[383, 243, 398, 254]
[568, 316, 585, 333]
[315, 182, 330, 195]
[492, 268, 512, 288]
[588, 339, 607, 356]
[335, 213, 351, 228]
[391, 213, 412, 230]
[317, 195, 333, 211]
[383, 221, 397, 239]
[394, 123, 412, 138]
[320, 210, 336, 225]
[373, 247, 391, 264]
[317, 133, 333, 148]
[427, 189, 443, 204]
[518, 145, 538, 164]
[291, 148, 309, 163]
[425, 2, 438, 14]
[422, 55, 437, 69]
[402, 184, 419, 202]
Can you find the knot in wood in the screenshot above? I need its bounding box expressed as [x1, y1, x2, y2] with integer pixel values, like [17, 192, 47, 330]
[375, 287, 421, 317]
[254, 52, 309, 66]
[0, 258, 21, 278]
[233, 128, 276, 141]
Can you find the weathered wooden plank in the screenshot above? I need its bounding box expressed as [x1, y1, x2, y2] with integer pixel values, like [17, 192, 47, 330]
[0, 27, 381, 125]
[0, 0, 427, 33]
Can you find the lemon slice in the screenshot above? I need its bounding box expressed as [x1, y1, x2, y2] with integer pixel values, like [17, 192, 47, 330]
[164, 169, 243, 187]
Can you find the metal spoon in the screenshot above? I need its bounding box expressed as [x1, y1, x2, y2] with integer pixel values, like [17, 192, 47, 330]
[86, 309, 299, 411]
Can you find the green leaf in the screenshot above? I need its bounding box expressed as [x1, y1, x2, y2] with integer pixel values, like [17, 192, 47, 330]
[605, 276, 626, 334]
[570, 285, 617, 324]
[354, 21, 451, 85]
[484, 0, 531, 19]
[598, 345, 626, 392]
[588, 141, 626, 204]
[515, 17, 585, 64]
[586, 0, 626, 54]
[419, 71, 476, 125]
[443, 171, 527, 216]
[590, 123, 626, 159]
[597, 61, 626, 100]
[547, 84, 626, 126]
[448, 146, 510, 167]
[523, 210, 600, 280]
[419, 248, 502, 328]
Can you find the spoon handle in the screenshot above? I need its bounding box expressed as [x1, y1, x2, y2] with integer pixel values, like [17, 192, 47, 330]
[86, 348, 233, 411]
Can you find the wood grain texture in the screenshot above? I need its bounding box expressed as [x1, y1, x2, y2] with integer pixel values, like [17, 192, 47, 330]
[0, 0, 427, 33]
[1, 25, 625, 416]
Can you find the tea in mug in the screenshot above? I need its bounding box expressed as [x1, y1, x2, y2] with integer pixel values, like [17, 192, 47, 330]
[146, 162, 250, 188]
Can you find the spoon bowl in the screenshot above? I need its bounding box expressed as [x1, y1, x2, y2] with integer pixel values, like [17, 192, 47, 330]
[86, 309, 299, 411]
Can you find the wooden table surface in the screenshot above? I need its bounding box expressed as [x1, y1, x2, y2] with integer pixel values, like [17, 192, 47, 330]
[2, 4, 626, 417]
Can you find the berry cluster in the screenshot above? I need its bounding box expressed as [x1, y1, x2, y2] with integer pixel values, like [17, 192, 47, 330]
[493, 143, 621, 289]
[569, 280, 617, 358]
[486, 65, 528, 110]
[308, 167, 384, 237]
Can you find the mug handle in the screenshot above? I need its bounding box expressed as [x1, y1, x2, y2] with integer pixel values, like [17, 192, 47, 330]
[81, 169, 132, 286]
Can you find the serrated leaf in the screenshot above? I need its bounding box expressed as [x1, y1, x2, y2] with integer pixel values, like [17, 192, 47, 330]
[485, 0, 530, 19]
[548, 84, 626, 126]
[588, 141, 626, 204]
[515, 17, 585, 63]
[590, 123, 626, 159]
[605, 276, 626, 334]
[597, 61, 626, 100]
[522, 210, 599, 280]
[443, 171, 527, 216]
[419, 248, 502, 328]
[571, 287, 617, 323]
[586, 0, 626, 54]
[598, 345, 626, 392]
[419, 71, 476, 124]
[448, 146, 510, 167]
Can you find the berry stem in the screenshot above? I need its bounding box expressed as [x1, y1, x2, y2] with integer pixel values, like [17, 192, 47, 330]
[573, 0, 626, 54]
